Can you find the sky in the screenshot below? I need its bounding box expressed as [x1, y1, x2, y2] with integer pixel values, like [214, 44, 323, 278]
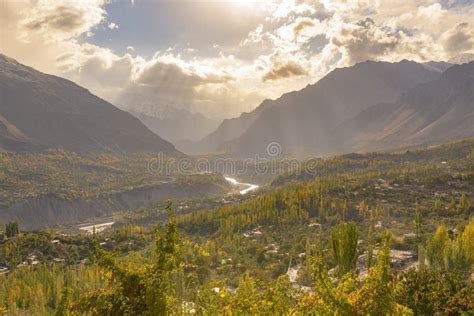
[1, 0, 473, 119]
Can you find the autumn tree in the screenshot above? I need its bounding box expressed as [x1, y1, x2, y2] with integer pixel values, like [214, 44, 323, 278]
[395, 268, 474, 315]
[308, 256, 354, 314]
[55, 287, 72, 316]
[426, 225, 449, 270]
[351, 232, 399, 315]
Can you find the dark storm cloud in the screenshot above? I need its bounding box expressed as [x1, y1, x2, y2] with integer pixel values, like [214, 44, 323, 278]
[262, 61, 308, 81]
[24, 6, 87, 32]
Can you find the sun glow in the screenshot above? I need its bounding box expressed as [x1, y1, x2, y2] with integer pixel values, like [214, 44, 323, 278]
[228, 0, 260, 10]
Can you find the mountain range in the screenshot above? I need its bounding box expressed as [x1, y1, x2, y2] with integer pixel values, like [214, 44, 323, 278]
[117, 94, 220, 144]
[0, 54, 181, 155]
[336, 61, 474, 152]
[185, 59, 474, 157]
[127, 106, 220, 144]
[1, 53, 473, 159]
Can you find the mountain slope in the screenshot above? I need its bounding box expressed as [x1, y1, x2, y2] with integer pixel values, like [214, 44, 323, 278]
[195, 60, 443, 156]
[337, 62, 474, 151]
[129, 108, 220, 143]
[183, 100, 273, 154]
[0, 54, 181, 155]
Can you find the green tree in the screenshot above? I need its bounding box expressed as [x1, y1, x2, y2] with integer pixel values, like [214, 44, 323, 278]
[459, 194, 469, 212]
[413, 208, 423, 240]
[413, 208, 424, 267]
[72, 201, 181, 315]
[55, 287, 72, 316]
[395, 268, 473, 315]
[426, 225, 449, 270]
[308, 256, 353, 314]
[445, 236, 470, 273]
[461, 219, 474, 263]
[352, 232, 396, 315]
[331, 222, 358, 276]
[445, 220, 474, 273]
[425, 222, 473, 273]
[5, 221, 19, 238]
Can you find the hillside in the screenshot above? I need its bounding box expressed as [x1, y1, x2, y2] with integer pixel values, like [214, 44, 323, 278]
[0, 150, 231, 229]
[128, 108, 220, 143]
[0, 54, 181, 155]
[337, 61, 474, 152]
[185, 100, 274, 154]
[2, 138, 473, 314]
[190, 60, 445, 156]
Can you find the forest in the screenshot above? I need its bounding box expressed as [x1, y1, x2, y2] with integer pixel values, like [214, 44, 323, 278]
[2, 1, 474, 313]
[1, 139, 474, 315]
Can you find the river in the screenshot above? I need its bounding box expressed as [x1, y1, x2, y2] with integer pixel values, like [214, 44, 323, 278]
[77, 177, 257, 232]
[224, 177, 259, 195]
[79, 221, 115, 234]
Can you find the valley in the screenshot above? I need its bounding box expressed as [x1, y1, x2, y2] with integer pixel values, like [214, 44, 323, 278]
[1, 49, 473, 314]
[0, 150, 232, 229]
[1, 138, 473, 314]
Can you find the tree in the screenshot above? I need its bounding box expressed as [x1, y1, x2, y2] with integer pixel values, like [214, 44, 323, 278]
[461, 219, 474, 263]
[459, 194, 469, 212]
[426, 225, 449, 270]
[55, 287, 72, 316]
[367, 224, 374, 270]
[395, 268, 473, 315]
[426, 221, 474, 273]
[5, 221, 19, 238]
[413, 208, 423, 240]
[352, 232, 396, 315]
[331, 222, 358, 276]
[72, 201, 182, 315]
[445, 236, 470, 273]
[447, 197, 457, 211]
[308, 256, 354, 314]
[413, 208, 424, 266]
[445, 220, 474, 273]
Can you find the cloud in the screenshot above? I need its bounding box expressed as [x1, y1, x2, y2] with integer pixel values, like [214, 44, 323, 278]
[262, 60, 308, 81]
[79, 52, 134, 86]
[136, 54, 233, 86]
[329, 17, 441, 65]
[107, 22, 119, 30]
[384, 3, 466, 37]
[116, 54, 243, 117]
[441, 22, 474, 54]
[240, 24, 264, 45]
[293, 18, 315, 41]
[2, 0, 474, 121]
[136, 60, 204, 88]
[320, 0, 379, 16]
[268, 0, 317, 20]
[19, 0, 106, 41]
